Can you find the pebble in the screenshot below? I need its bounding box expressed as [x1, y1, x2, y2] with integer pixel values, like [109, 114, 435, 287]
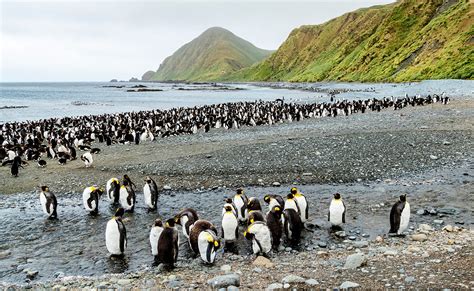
[348, 236, 356, 240]
[0, 250, 11, 259]
[117, 279, 132, 285]
[305, 279, 319, 286]
[335, 231, 347, 238]
[361, 233, 369, 238]
[411, 234, 428, 242]
[418, 224, 433, 232]
[281, 274, 305, 284]
[283, 283, 290, 288]
[227, 286, 239, 291]
[384, 250, 399, 256]
[433, 219, 444, 225]
[318, 241, 328, 248]
[344, 253, 366, 269]
[253, 256, 274, 268]
[207, 274, 240, 289]
[405, 276, 416, 284]
[253, 267, 262, 273]
[266, 283, 283, 290]
[353, 241, 369, 248]
[416, 209, 426, 215]
[302, 172, 313, 176]
[340, 281, 360, 289]
[430, 155, 438, 160]
[221, 264, 232, 273]
[163, 185, 172, 190]
[272, 182, 281, 187]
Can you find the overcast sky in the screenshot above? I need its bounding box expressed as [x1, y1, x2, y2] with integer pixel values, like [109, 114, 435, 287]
[1, 0, 394, 82]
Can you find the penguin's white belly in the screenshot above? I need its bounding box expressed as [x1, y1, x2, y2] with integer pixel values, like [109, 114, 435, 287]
[268, 199, 280, 212]
[295, 196, 308, 222]
[40, 193, 49, 215]
[149, 227, 163, 256]
[253, 226, 272, 254]
[222, 213, 238, 241]
[180, 216, 190, 238]
[284, 200, 298, 213]
[398, 202, 410, 234]
[119, 188, 133, 210]
[82, 189, 94, 211]
[233, 197, 246, 221]
[106, 219, 124, 255]
[143, 184, 153, 208]
[282, 215, 292, 238]
[329, 202, 344, 225]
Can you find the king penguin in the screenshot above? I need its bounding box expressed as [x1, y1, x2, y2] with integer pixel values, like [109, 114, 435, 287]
[189, 220, 220, 264]
[157, 218, 179, 267]
[119, 180, 136, 212]
[328, 193, 346, 229]
[232, 188, 248, 224]
[80, 152, 93, 167]
[83, 185, 104, 215]
[174, 208, 199, 239]
[266, 205, 283, 251]
[291, 187, 308, 223]
[143, 176, 159, 211]
[221, 205, 239, 244]
[282, 208, 303, 244]
[389, 194, 410, 235]
[244, 221, 272, 256]
[150, 219, 164, 263]
[39, 185, 57, 219]
[105, 208, 127, 256]
[106, 178, 120, 204]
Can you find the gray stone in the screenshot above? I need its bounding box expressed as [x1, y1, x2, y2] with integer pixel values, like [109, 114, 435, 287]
[24, 269, 38, 279]
[227, 286, 239, 291]
[220, 265, 232, 273]
[253, 267, 262, 273]
[0, 250, 11, 259]
[318, 241, 328, 248]
[405, 276, 415, 284]
[411, 234, 428, 242]
[305, 279, 319, 286]
[166, 280, 183, 289]
[282, 274, 305, 284]
[344, 253, 366, 269]
[285, 247, 292, 252]
[117, 279, 132, 285]
[418, 224, 433, 232]
[340, 281, 360, 289]
[433, 219, 444, 225]
[208, 274, 240, 289]
[272, 182, 281, 187]
[335, 231, 347, 238]
[283, 283, 290, 288]
[361, 233, 369, 238]
[353, 241, 369, 248]
[429, 155, 438, 160]
[348, 236, 356, 240]
[416, 209, 426, 215]
[163, 185, 172, 190]
[266, 283, 283, 290]
[384, 250, 398, 256]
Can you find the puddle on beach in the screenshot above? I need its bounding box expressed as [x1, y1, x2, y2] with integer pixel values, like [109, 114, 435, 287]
[0, 180, 472, 284]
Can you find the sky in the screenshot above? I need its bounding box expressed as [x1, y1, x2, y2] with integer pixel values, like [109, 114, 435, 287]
[0, 0, 394, 82]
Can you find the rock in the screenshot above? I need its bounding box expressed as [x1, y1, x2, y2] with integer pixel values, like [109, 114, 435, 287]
[361, 233, 369, 238]
[375, 236, 384, 243]
[353, 241, 369, 248]
[302, 172, 313, 176]
[221, 264, 232, 273]
[344, 253, 366, 269]
[418, 224, 433, 232]
[266, 283, 283, 290]
[25, 269, 38, 279]
[53, 272, 65, 279]
[166, 280, 183, 289]
[207, 274, 240, 289]
[163, 185, 172, 190]
[429, 155, 438, 160]
[253, 267, 262, 273]
[282, 274, 305, 284]
[410, 234, 428, 242]
[117, 279, 132, 285]
[443, 225, 454, 232]
[384, 250, 398, 256]
[438, 208, 458, 215]
[442, 141, 451, 145]
[433, 219, 444, 225]
[305, 279, 319, 286]
[0, 250, 11, 259]
[318, 241, 328, 248]
[416, 209, 426, 215]
[405, 276, 416, 284]
[348, 236, 356, 240]
[335, 231, 347, 238]
[227, 286, 239, 291]
[283, 283, 290, 288]
[253, 256, 274, 268]
[272, 182, 281, 187]
[285, 247, 292, 252]
[340, 281, 360, 289]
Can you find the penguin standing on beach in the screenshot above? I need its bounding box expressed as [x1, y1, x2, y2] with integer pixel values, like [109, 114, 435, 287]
[389, 194, 410, 235]
[266, 205, 283, 250]
[282, 208, 303, 244]
[174, 208, 199, 239]
[149, 219, 164, 262]
[221, 205, 239, 245]
[11, 156, 24, 177]
[119, 180, 136, 212]
[156, 219, 179, 267]
[81, 151, 93, 167]
[244, 221, 272, 255]
[143, 176, 159, 211]
[39, 185, 58, 219]
[328, 193, 346, 229]
[222, 198, 238, 217]
[105, 208, 127, 256]
[232, 188, 248, 224]
[82, 185, 104, 215]
[291, 187, 308, 223]
[189, 220, 220, 264]
[106, 178, 121, 204]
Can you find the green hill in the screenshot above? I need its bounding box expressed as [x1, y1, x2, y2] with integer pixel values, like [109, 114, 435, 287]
[143, 27, 273, 81]
[229, 0, 473, 82]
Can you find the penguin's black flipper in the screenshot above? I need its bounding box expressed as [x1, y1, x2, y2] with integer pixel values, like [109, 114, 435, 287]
[117, 220, 126, 254]
[342, 200, 346, 223]
[389, 202, 400, 233]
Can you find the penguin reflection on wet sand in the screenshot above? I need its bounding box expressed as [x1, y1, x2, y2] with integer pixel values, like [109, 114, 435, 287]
[157, 219, 179, 268]
[389, 194, 411, 236]
[39, 185, 58, 219]
[328, 193, 346, 230]
[106, 208, 127, 256]
[189, 220, 220, 264]
[83, 185, 104, 215]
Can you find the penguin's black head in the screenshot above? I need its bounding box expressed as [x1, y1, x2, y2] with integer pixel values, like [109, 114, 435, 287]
[40, 185, 49, 192]
[264, 195, 271, 204]
[236, 188, 244, 195]
[334, 193, 341, 200]
[224, 205, 233, 212]
[114, 208, 125, 218]
[96, 187, 104, 196]
[154, 219, 163, 227]
[291, 187, 298, 194]
[400, 194, 407, 202]
[165, 218, 176, 228]
[173, 214, 181, 224]
[145, 176, 152, 183]
[123, 174, 130, 181]
[224, 198, 233, 204]
[272, 206, 282, 215]
[287, 193, 294, 200]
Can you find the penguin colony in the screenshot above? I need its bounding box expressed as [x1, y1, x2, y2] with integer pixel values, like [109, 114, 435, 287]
[38, 179, 411, 268]
[1, 94, 449, 176]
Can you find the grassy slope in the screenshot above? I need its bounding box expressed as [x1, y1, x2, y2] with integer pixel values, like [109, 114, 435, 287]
[149, 27, 273, 81]
[229, 0, 473, 82]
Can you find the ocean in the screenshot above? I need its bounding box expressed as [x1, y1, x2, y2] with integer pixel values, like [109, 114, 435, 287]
[0, 80, 473, 123]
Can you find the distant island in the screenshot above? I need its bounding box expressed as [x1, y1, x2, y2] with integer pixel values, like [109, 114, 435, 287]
[136, 0, 472, 83]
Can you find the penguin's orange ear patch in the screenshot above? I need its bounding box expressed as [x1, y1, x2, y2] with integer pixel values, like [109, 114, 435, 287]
[275, 206, 280, 211]
[214, 241, 219, 247]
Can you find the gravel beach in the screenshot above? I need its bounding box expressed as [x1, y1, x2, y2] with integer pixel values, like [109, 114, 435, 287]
[0, 97, 473, 289]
